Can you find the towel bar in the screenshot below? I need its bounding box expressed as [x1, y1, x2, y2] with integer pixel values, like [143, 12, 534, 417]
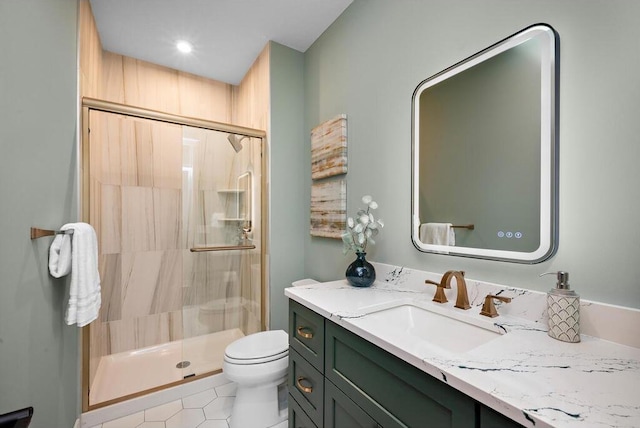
[452, 224, 474, 230]
[30, 227, 74, 240]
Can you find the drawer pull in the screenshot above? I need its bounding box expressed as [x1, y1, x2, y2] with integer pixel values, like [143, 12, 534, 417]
[296, 376, 313, 394]
[296, 326, 314, 339]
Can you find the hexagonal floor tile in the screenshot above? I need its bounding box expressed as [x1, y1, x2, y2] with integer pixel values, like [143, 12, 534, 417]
[183, 388, 218, 409]
[165, 408, 205, 428]
[203, 396, 234, 420]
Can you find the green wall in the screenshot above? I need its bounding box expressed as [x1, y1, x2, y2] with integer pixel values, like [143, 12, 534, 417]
[269, 42, 306, 331]
[0, 0, 80, 427]
[303, 0, 640, 308]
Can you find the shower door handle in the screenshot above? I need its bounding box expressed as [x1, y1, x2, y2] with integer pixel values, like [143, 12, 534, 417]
[190, 244, 256, 252]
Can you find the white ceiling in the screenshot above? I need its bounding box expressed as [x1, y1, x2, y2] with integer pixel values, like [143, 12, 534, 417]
[89, 0, 353, 85]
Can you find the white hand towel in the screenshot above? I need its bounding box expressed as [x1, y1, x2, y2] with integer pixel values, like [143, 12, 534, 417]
[57, 223, 102, 327]
[420, 223, 455, 246]
[49, 231, 72, 278]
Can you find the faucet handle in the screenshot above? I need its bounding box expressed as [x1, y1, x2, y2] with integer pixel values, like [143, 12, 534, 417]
[480, 294, 512, 318]
[425, 279, 449, 304]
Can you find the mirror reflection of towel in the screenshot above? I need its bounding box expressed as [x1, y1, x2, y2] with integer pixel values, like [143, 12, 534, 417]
[420, 223, 455, 246]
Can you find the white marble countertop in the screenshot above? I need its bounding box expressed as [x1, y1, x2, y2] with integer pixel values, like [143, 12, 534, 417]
[285, 278, 640, 428]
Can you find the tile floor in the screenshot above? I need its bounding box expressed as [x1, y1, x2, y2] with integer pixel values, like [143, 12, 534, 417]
[88, 381, 288, 428]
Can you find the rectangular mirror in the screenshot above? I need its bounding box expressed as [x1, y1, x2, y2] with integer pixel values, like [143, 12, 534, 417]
[411, 24, 559, 263]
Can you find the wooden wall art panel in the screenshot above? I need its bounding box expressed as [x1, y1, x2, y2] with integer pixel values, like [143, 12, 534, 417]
[310, 179, 346, 239]
[311, 114, 347, 180]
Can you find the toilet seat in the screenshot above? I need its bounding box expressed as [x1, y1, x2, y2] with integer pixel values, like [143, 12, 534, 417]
[224, 330, 288, 365]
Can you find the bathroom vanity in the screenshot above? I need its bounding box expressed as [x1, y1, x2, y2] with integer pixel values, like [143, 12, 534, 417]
[285, 266, 640, 428]
[288, 299, 520, 428]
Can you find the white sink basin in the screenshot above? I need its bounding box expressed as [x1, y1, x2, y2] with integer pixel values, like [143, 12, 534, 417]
[361, 304, 502, 353]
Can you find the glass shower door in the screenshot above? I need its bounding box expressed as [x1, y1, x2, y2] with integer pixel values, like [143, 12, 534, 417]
[87, 110, 186, 406]
[83, 99, 266, 410]
[180, 126, 263, 378]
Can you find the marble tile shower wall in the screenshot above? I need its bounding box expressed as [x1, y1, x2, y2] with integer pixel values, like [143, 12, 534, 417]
[88, 111, 261, 385]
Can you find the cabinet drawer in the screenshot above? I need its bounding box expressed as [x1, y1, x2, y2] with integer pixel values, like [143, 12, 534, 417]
[325, 320, 476, 428]
[289, 347, 324, 426]
[289, 394, 318, 428]
[289, 300, 324, 370]
[325, 380, 380, 428]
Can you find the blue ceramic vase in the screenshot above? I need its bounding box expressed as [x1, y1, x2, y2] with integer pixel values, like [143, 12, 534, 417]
[345, 252, 376, 287]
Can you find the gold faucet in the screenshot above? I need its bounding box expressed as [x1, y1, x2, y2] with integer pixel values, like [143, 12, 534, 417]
[480, 294, 512, 317]
[425, 270, 471, 309]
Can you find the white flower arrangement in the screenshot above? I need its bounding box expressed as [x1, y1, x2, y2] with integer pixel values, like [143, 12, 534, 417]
[342, 195, 384, 254]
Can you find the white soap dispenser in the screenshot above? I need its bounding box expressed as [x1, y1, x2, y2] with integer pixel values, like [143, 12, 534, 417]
[541, 271, 580, 343]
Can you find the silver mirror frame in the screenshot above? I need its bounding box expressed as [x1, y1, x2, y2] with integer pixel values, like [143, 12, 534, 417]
[411, 24, 559, 263]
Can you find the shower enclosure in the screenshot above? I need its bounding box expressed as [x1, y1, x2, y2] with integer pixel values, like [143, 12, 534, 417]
[80, 99, 265, 409]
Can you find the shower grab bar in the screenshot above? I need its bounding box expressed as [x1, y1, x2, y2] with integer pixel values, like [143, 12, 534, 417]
[190, 244, 256, 252]
[30, 227, 74, 240]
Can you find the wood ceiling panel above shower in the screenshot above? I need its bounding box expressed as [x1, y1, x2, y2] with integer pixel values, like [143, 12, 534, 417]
[98, 50, 233, 123]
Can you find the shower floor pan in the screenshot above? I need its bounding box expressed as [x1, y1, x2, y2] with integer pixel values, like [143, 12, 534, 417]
[89, 328, 245, 405]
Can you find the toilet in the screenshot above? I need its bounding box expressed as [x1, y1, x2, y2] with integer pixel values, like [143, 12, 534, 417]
[223, 330, 289, 428]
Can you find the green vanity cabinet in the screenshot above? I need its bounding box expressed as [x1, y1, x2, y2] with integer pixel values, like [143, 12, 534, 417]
[325, 319, 475, 428]
[290, 392, 319, 428]
[289, 300, 326, 427]
[479, 405, 526, 428]
[288, 299, 524, 428]
[289, 346, 324, 425]
[325, 379, 380, 428]
[289, 300, 325, 370]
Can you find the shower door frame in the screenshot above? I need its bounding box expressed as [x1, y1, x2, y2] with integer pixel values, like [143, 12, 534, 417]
[80, 97, 268, 412]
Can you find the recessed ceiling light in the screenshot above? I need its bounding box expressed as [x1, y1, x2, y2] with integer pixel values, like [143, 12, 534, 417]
[176, 40, 193, 54]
